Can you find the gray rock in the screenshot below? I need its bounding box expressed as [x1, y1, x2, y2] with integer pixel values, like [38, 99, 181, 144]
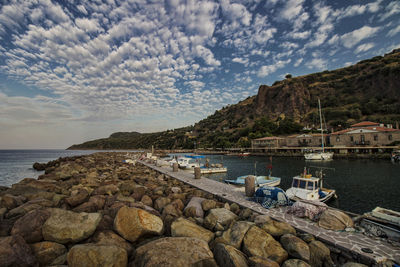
[184, 197, 206, 218]
[216, 221, 254, 249]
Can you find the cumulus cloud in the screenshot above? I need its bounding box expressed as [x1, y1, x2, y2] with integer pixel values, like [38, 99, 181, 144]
[306, 58, 327, 70]
[355, 43, 375, 53]
[341, 26, 380, 48]
[257, 59, 291, 77]
[387, 24, 400, 37]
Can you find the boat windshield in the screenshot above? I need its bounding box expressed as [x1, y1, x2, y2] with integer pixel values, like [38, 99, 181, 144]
[293, 179, 306, 189]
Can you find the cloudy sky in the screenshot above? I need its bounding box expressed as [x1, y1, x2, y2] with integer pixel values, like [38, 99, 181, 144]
[0, 0, 399, 149]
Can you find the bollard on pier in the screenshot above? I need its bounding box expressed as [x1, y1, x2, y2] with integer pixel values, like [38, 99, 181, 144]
[245, 176, 255, 197]
[172, 163, 179, 172]
[194, 167, 201, 179]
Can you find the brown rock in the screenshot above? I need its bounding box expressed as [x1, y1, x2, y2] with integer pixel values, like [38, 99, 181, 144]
[92, 184, 119, 196]
[309, 240, 334, 267]
[243, 226, 288, 264]
[202, 199, 217, 211]
[213, 243, 248, 267]
[259, 218, 296, 238]
[248, 256, 280, 267]
[204, 208, 238, 231]
[280, 234, 310, 261]
[0, 235, 37, 267]
[0, 194, 25, 209]
[42, 208, 102, 244]
[114, 206, 163, 242]
[216, 221, 254, 249]
[133, 237, 214, 267]
[282, 259, 311, 267]
[11, 208, 50, 243]
[140, 195, 153, 206]
[65, 189, 89, 207]
[171, 217, 214, 243]
[154, 197, 171, 212]
[184, 197, 205, 218]
[92, 230, 133, 255]
[162, 202, 183, 218]
[30, 241, 67, 266]
[67, 243, 127, 267]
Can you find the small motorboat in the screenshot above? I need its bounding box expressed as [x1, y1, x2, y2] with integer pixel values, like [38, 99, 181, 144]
[285, 167, 336, 203]
[225, 175, 281, 188]
[238, 152, 250, 156]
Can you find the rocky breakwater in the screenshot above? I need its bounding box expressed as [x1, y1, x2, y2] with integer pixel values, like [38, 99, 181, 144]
[0, 152, 369, 266]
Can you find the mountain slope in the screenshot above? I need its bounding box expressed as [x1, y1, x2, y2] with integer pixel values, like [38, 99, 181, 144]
[68, 48, 400, 150]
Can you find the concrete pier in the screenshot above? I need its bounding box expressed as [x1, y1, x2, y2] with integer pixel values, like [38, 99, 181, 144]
[139, 160, 400, 265]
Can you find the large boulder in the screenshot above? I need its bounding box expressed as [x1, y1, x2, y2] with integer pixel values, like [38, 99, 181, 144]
[258, 216, 296, 238]
[0, 194, 25, 209]
[280, 234, 310, 261]
[318, 209, 354, 230]
[114, 206, 163, 242]
[204, 208, 238, 231]
[184, 197, 205, 218]
[216, 221, 254, 249]
[0, 235, 37, 267]
[213, 243, 248, 267]
[243, 225, 288, 264]
[91, 230, 133, 255]
[171, 217, 214, 243]
[65, 189, 89, 207]
[67, 243, 127, 267]
[133, 237, 214, 267]
[154, 197, 171, 212]
[309, 240, 334, 267]
[42, 208, 102, 244]
[30, 241, 67, 266]
[248, 256, 279, 267]
[11, 208, 50, 243]
[282, 259, 311, 267]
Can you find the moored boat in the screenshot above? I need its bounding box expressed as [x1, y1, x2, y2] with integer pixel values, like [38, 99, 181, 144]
[391, 150, 400, 162]
[225, 175, 281, 188]
[360, 207, 400, 242]
[285, 168, 336, 203]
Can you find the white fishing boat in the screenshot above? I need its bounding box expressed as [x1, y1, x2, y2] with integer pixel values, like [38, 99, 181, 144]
[285, 167, 336, 202]
[225, 175, 281, 188]
[304, 98, 333, 160]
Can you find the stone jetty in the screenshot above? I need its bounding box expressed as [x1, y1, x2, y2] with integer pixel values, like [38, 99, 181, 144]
[0, 152, 396, 266]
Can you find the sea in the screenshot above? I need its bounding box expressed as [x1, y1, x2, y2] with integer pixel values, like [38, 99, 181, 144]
[0, 150, 399, 215]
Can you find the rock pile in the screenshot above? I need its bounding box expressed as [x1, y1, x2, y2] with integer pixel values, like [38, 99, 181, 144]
[0, 152, 363, 266]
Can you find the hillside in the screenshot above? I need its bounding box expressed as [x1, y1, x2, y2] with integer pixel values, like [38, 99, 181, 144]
[68, 48, 400, 150]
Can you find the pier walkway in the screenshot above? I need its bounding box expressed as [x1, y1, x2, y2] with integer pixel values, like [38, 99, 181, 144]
[139, 160, 400, 265]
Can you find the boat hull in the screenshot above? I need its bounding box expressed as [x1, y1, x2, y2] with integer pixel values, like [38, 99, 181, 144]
[225, 175, 281, 188]
[304, 152, 334, 160]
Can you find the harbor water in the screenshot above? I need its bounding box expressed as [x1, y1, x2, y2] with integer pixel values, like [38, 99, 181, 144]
[202, 155, 400, 215]
[1, 150, 399, 215]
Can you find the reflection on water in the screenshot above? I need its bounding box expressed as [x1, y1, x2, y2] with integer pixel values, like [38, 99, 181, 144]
[200, 155, 400, 215]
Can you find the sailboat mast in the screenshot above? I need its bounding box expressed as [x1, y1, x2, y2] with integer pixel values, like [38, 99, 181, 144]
[318, 98, 324, 152]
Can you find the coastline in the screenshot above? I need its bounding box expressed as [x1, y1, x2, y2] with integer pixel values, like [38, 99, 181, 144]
[0, 152, 398, 266]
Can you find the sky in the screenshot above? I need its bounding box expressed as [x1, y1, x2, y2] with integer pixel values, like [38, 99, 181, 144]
[0, 0, 399, 149]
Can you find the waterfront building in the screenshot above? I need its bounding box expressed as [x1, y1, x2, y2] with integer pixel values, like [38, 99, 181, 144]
[330, 121, 400, 147]
[251, 136, 286, 149]
[286, 133, 330, 147]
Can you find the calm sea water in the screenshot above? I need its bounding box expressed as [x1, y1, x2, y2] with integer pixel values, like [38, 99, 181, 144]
[202, 155, 400, 215]
[1, 150, 399, 214]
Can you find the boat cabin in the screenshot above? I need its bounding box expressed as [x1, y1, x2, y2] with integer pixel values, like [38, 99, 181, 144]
[292, 176, 320, 191]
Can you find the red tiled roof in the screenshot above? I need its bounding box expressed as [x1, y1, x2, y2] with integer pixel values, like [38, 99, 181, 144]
[331, 127, 399, 135]
[351, 121, 380, 127]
